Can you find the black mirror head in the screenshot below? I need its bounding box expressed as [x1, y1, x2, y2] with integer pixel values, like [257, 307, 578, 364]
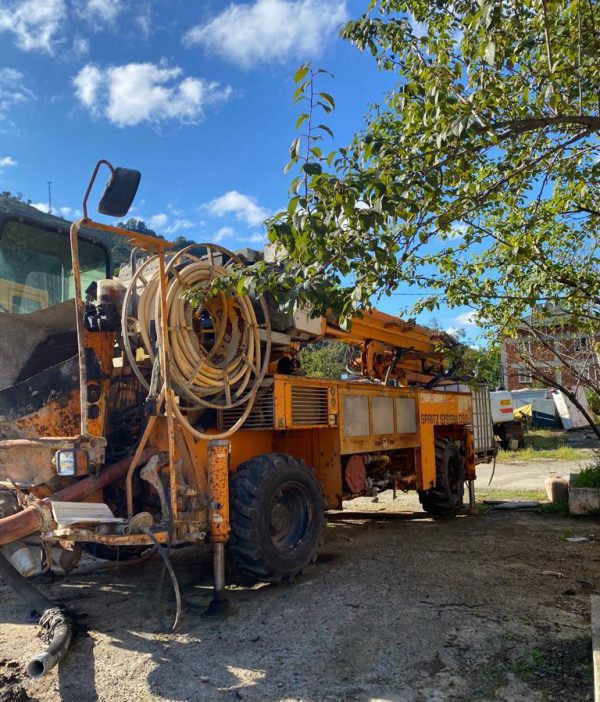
[98, 167, 141, 218]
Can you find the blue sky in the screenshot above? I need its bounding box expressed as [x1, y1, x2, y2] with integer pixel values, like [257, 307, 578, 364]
[0, 0, 477, 335]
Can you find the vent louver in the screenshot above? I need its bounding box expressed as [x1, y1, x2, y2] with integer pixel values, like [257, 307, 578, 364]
[219, 387, 274, 431]
[291, 386, 329, 426]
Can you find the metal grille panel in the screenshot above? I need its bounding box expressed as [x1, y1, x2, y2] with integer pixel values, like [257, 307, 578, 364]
[291, 386, 329, 426]
[219, 388, 274, 431]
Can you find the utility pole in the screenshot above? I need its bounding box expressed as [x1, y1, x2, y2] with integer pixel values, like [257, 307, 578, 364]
[47, 180, 52, 215]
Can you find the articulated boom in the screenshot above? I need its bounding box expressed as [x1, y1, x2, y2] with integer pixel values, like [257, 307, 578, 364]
[325, 308, 451, 385]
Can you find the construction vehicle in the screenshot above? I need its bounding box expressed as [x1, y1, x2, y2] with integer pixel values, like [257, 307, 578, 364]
[0, 161, 478, 677]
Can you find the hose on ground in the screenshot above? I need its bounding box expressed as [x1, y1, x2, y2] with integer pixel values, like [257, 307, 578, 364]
[0, 550, 73, 678]
[488, 452, 497, 486]
[141, 526, 181, 632]
[121, 244, 271, 440]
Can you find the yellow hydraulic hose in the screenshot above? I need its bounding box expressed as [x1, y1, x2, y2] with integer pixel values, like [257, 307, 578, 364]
[121, 245, 271, 440]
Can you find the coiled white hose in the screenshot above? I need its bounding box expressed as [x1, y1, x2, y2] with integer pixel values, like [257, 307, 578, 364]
[121, 245, 271, 439]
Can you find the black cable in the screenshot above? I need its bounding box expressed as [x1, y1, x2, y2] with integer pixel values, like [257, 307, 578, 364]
[488, 452, 497, 487]
[140, 526, 181, 631]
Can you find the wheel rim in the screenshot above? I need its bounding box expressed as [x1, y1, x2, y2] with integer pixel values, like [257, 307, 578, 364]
[268, 481, 313, 553]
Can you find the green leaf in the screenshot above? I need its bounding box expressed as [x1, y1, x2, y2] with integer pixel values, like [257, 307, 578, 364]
[289, 136, 301, 159]
[316, 123, 334, 138]
[303, 162, 323, 175]
[484, 41, 496, 65]
[319, 92, 336, 109]
[294, 64, 310, 83]
[296, 113, 309, 130]
[236, 276, 247, 295]
[293, 80, 310, 102]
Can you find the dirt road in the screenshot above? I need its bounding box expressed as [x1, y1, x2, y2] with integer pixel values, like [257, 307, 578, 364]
[477, 455, 592, 491]
[1, 504, 597, 702]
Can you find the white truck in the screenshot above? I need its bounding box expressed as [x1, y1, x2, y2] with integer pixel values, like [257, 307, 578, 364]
[490, 391, 524, 449]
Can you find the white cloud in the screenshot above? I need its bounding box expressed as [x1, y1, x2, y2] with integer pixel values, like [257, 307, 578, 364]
[147, 213, 168, 230]
[449, 222, 467, 238]
[213, 226, 234, 242]
[72, 35, 90, 56]
[205, 191, 269, 227]
[135, 8, 151, 39]
[246, 233, 266, 244]
[0, 68, 35, 131]
[73, 61, 232, 127]
[165, 219, 194, 235]
[76, 0, 121, 24]
[453, 310, 477, 327]
[0, 68, 31, 104]
[0, 0, 66, 53]
[438, 222, 467, 241]
[73, 64, 102, 110]
[0, 156, 17, 169]
[145, 213, 195, 236]
[183, 0, 348, 68]
[407, 12, 428, 38]
[31, 202, 80, 218]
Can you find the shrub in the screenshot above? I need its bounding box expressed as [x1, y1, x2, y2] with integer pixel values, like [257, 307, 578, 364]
[574, 452, 600, 488]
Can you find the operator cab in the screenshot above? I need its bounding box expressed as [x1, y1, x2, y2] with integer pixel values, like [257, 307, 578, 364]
[0, 201, 111, 390]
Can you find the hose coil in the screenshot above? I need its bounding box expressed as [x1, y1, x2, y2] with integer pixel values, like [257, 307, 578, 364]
[121, 244, 271, 439]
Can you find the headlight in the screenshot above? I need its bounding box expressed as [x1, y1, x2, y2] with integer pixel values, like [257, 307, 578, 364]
[55, 449, 89, 476]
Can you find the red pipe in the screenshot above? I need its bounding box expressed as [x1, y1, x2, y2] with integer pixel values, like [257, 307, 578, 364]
[49, 447, 156, 503]
[0, 507, 44, 546]
[0, 447, 157, 546]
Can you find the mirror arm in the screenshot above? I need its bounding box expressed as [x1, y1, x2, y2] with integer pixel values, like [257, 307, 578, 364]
[82, 159, 115, 220]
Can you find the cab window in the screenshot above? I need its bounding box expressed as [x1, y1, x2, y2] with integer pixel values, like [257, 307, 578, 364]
[0, 219, 109, 314]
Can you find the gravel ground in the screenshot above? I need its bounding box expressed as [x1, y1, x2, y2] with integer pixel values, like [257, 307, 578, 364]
[0, 473, 597, 702]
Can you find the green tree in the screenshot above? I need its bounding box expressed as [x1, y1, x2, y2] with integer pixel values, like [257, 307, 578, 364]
[245, 0, 599, 429]
[298, 341, 348, 379]
[262, 1, 600, 320]
[428, 320, 501, 386]
[108, 218, 163, 268]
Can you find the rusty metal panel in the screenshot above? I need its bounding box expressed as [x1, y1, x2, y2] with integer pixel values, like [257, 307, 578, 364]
[340, 433, 421, 455]
[84, 330, 115, 439]
[371, 396, 394, 435]
[343, 395, 369, 436]
[273, 380, 287, 429]
[418, 423, 436, 490]
[395, 398, 417, 434]
[417, 390, 472, 426]
[270, 376, 338, 429]
[273, 428, 342, 510]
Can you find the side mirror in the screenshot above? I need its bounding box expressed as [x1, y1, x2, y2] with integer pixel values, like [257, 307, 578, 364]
[98, 167, 141, 218]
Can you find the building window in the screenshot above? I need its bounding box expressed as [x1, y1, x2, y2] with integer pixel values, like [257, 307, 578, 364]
[517, 369, 532, 384]
[575, 336, 589, 352]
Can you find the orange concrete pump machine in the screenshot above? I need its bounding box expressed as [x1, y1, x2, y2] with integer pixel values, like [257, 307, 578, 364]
[0, 161, 477, 676]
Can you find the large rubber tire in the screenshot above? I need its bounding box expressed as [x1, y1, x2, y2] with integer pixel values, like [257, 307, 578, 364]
[418, 438, 465, 517]
[229, 453, 325, 583]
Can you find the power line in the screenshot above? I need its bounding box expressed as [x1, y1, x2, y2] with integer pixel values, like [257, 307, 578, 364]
[389, 291, 597, 301]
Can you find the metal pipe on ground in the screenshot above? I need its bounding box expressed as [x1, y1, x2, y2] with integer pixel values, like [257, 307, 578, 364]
[0, 447, 158, 676]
